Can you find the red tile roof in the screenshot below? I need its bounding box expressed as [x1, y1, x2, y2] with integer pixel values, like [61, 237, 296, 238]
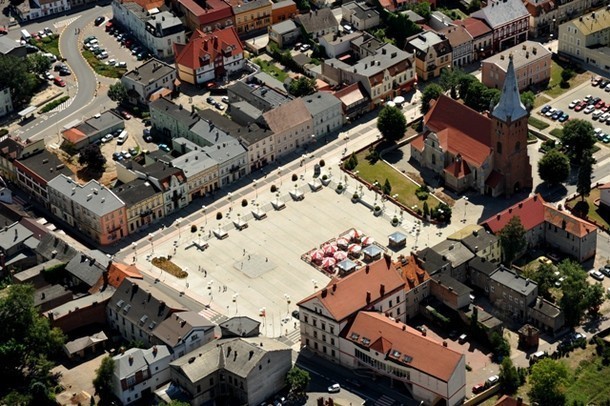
[599, 182, 610, 190]
[494, 395, 529, 406]
[482, 194, 545, 233]
[344, 312, 464, 382]
[90, 262, 143, 293]
[122, 0, 164, 10]
[399, 255, 430, 290]
[524, 0, 554, 17]
[174, 27, 243, 71]
[485, 170, 504, 188]
[297, 257, 406, 322]
[444, 157, 471, 179]
[543, 204, 596, 238]
[62, 127, 86, 144]
[178, 0, 233, 25]
[453, 17, 492, 39]
[424, 95, 492, 166]
[410, 135, 424, 151]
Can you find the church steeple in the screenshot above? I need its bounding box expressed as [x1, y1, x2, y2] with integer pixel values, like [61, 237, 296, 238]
[491, 54, 528, 123]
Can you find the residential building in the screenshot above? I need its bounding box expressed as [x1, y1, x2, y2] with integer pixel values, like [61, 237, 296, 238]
[271, 0, 297, 24]
[410, 55, 533, 197]
[158, 337, 292, 406]
[121, 58, 177, 105]
[321, 43, 416, 107]
[152, 312, 216, 359]
[482, 41, 552, 90]
[295, 9, 338, 39]
[235, 123, 274, 171]
[225, 0, 272, 36]
[112, 346, 172, 405]
[333, 82, 370, 120]
[438, 24, 473, 67]
[65, 250, 110, 291]
[227, 81, 291, 112]
[61, 110, 125, 150]
[114, 179, 165, 234]
[262, 98, 313, 158]
[428, 240, 474, 282]
[0, 87, 14, 117]
[471, 0, 530, 51]
[523, 0, 593, 38]
[14, 149, 73, 206]
[398, 254, 431, 318]
[453, 17, 494, 60]
[0, 136, 47, 182]
[0, 221, 38, 266]
[558, 9, 610, 70]
[341, 1, 380, 31]
[107, 278, 188, 346]
[175, 0, 234, 32]
[430, 272, 472, 310]
[111, 2, 185, 59]
[47, 175, 128, 245]
[342, 312, 465, 405]
[405, 31, 453, 81]
[170, 142, 219, 202]
[489, 266, 538, 321]
[528, 297, 565, 334]
[269, 20, 300, 48]
[219, 316, 261, 337]
[150, 97, 201, 140]
[19, 0, 69, 20]
[0, 37, 26, 58]
[482, 194, 598, 262]
[468, 256, 501, 293]
[448, 225, 501, 263]
[174, 27, 244, 85]
[319, 31, 363, 58]
[302, 92, 343, 138]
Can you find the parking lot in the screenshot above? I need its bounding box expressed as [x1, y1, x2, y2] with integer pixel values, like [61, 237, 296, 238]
[536, 78, 610, 138]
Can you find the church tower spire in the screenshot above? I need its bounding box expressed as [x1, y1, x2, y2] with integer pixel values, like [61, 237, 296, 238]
[491, 54, 528, 123]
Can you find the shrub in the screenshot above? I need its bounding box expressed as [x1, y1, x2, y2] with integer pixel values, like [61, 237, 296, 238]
[391, 217, 399, 225]
[353, 192, 359, 200]
[190, 224, 197, 233]
[40, 96, 70, 113]
[319, 159, 325, 167]
[151, 256, 188, 278]
[292, 174, 298, 182]
[337, 183, 344, 191]
[415, 184, 429, 201]
[216, 212, 222, 220]
[322, 174, 328, 181]
[0, 129, 7, 137]
[270, 185, 277, 193]
[374, 205, 381, 212]
[241, 199, 248, 207]
[366, 149, 380, 164]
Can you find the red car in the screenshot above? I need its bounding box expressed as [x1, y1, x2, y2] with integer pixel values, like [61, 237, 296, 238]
[53, 77, 66, 87]
[574, 102, 587, 112]
[472, 384, 485, 394]
[595, 100, 605, 109]
[120, 110, 132, 120]
[0, 28, 7, 35]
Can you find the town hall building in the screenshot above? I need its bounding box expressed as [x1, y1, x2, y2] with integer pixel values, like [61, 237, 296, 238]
[410, 55, 532, 197]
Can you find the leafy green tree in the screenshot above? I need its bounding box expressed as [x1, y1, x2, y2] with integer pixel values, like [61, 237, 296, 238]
[490, 331, 510, 358]
[423, 201, 430, 217]
[0, 55, 38, 106]
[411, 1, 431, 19]
[166, 401, 191, 406]
[78, 144, 107, 170]
[528, 358, 569, 406]
[383, 11, 421, 47]
[108, 82, 128, 104]
[344, 152, 358, 171]
[377, 105, 406, 142]
[481, 87, 501, 112]
[457, 74, 478, 99]
[421, 84, 443, 114]
[93, 356, 115, 406]
[558, 260, 603, 325]
[521, 91, 536, 111]
[561, 119, 596, 163]
[27, 53, 52, 76]
[499, 216, 527, 265]
[288, 76, 317, 97]
[499, 357, 520, 393]
[577, 153, 594, 201]
[463, 81, 488, 111]
[525, 262, 556, 301]
[439, 68, 464, 99]
[583, 281, 605, 318]
[286, 366, 310, 394]
[382, 178, 392, 195]
[538, 149, 570, 185]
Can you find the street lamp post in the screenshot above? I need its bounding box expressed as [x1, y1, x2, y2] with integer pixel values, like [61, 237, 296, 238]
[284, 293, 291, 316]
[253, 179, 258, 200]
[202, 205, 207, 226]
[278, 166, 283, 188]
[462, 196, 469, 223]
[148, 233, 155, 253]
[228, 192, 233, 212]
[176, 218, 182, 239]
[233, 293, 239, 315]
[302, 154, 307, 174]
[132, 242, 137, 263]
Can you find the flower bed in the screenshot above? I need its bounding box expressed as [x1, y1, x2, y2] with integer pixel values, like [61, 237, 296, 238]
[151, 257, 188, 278]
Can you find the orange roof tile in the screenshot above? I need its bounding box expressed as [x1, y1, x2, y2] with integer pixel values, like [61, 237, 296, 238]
[444, 157, 471, 179]
[485, 170, 504, 188]
[494, 395, 529, 406]
[62, 127, 86, 144]
[344, 312, 464, 382]
[297, 257, 406, 322]
[174, 27, 243, 71]
[543, 204, 596, 238]
[411, 135, 424, 151]
[482, 194, 545, 233]
[178, 0, 233, 24]
[453, 17, 492, 39]
[599, 182, 610, 190]
[89, 262, 143, 293]
[122, 0, 164, 10]
[398, 254, 430, 290]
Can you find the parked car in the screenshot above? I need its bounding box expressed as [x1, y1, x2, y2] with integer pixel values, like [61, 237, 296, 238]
[117, 130, 128, 144]
[112, 152, 122, 161]
[59, 67, 71, 76]
[559, 113, 569, 122]
[605, 84, 610, 92]
[128, 147, 138, 156]
[83, 35, 96, 44]
[158, 143, 170, 152]
[584, 105, 596, 114]
[327, 384, 340, 393]
[94, 16, 105, 26]
[53, 77, 66, 87]
[541, 105, 551, 114]
[101, 134, 114, 143]
[590, 270, 605, 281]
[592, 76, 601, 86]
[206, 96, 214, 104]
[97, 51, 109, 59]
[117, 61, 127, 68]
[44, 71, 54, 80]
[107, 58, 117, 66]
[215, 103, 225, 111]
[545, 108, 557, 117]
[575, 102, 587, 112]
[472, 384, 485, 394]
[568, 99, 580, 109]
[221, 96, 229, 103]
[300, 44, 311, 52]
[593, 110, 604, 120]
[486, 375, 500, 386]
[120, 110, 132, 120]
[551, 110, 563, 120]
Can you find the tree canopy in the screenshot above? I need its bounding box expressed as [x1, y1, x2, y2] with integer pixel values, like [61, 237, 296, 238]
[538, 149, 571, 185]
[286, 367, 310, 394]
[78, 144, 107, 170]
[0, 284, 65, 404]
[499, 357, 520, 393]
[287, 76, 317, 97]
[27, 54, 52, 76]
[0, 55, 39, 107]
[108, 82, 128, 104]
[420, 84, 443, 114]
[558, 260, 605, 325]
[577, 153, 594, 201]
[499, 216, 527, 265]
[561, 119, 596, 163]
[377, 105, 406, 142]
[93, 356, 116, 405]
[528, 358, 569, 406]
[382, 10, 422, 47]
[520, 91, 536, 111]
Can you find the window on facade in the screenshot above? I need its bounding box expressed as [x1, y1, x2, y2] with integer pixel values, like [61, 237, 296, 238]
[497, 142, 502, 154]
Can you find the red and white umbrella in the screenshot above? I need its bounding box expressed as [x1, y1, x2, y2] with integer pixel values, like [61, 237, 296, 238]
[336, 237, 349, 247]
[349, 229, 364, 241]
[323, 244, 338, 256]
[322, 257, 336, 268]
[361, 236, 375, 246]
[311, 249, 324, 261]
[348, 244, 362, 254]
[334, 251, 348, 261]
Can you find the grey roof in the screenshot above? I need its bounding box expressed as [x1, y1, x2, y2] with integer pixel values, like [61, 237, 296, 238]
[171, 148, 218, 178]
[65, 250, 110, 287]
[484, 41, 552, 72]
[337, 259, 358, 272]
[343, 1, 379, 20]
[272, 20, 298, 35]
[0, 221, 33, 251]
[227, 82, 291, 111]
[530, 297, 562, 318]
[468, 256, 499, 276]
[231, 101, 264, 123]
[129, 161, 185, 187]
[190, 118, 232, 146]
[171, 337, 290, 383]
[150, 97, 200, 129]
[491, 55, 528, 122]
[47, 289, 114, 320]
[228, 0, 269, 13]
[0, 36, 23, 55]
[123, 58, 176, 86]
[407, 31, 445, 53]
[272, 0, 295, 8]
[36, 234, 79, 262]
[48, 175, 126, 217]
[146, 10, 183, 31]
[302, 92, 342, 117]
[13, 258, 63, 285]
[401, 10, 424, 22]
[415, 247, 452, 275]
[461, 229, 498, 254]
[327, 43, 412, 79]
[114, 178, 162, 206]
[471, 0, 529, 29]
[430, 240, 475, 268]
[64, 331, 108, 355]
[85, 110, 124, 132]
[219, 316, 261, 337]
[153, 311, 215, 347]
[203, 137, 246, 164]
[296, 9, 338, 34]
[16, 149, 74, 182]
[292, 53, 311, 67]
[432, 272, 472, 296]
[198, 109, 244, 135]
[251, 72, 285, 93]
[490, 266, 537, 295]
[235, 123, 273, 146]
[109, 278, 188, 333]
[114, 345, 171, 380]
[34, 284, 72, 308]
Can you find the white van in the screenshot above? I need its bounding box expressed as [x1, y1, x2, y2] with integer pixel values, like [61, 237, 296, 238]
[21, 29, 31, 40]
[117, 130, 128, 145]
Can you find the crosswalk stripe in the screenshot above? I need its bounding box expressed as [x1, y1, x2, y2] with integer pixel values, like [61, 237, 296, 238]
[49, 98, 74, 113]
[54, 15, 81, 29]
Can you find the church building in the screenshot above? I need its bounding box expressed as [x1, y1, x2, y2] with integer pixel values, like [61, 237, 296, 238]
[410, 55, 533, 197]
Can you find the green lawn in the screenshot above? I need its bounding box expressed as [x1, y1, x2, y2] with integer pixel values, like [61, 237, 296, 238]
[353, 150, 429, 210]
[438, 7, 468, 20]
[82, 50, 127, 78]
[550, 128, 564, 138]
[32, 35, 60, 57]
[567, 187, 609, 230]
[545, 61, 589, 98]
[564, 356, 610, 404]
[528, 116, 550, 130]
[534, 95, 551, 109]
[252, 58, 288, 82]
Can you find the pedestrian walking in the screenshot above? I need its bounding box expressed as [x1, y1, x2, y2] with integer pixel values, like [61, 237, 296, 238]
[204, 270, 207, 277]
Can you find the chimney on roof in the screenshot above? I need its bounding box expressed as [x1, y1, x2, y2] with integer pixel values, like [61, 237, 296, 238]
[366, 291, 371, 304]
[380, 284, 385, 296]
[402, 325, 406, 331]
[496, 214, 501, 220]
[321, 288, 328, 298]
[332, 283, 337, 292]
[227, 346, 232, 357]
[365, 264, 370, 274]
[128, 355, 134, 365]
[152, 346, 158, 356]
[443, 341, 447, 347]
[249, 350, 254, 359]
[534, 195, 538, 201]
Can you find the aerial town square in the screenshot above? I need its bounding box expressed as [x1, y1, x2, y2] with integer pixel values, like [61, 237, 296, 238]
[2, 0, 610, 404]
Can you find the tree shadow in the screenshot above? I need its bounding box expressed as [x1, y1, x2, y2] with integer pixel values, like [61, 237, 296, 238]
[534, 182, 568, 203]
[572, 200, 589, 219]
[76, 166, 104, 182]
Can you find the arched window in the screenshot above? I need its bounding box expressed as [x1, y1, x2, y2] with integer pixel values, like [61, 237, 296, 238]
[515, 141, 521, 152]
[497, 142, 502, 154]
